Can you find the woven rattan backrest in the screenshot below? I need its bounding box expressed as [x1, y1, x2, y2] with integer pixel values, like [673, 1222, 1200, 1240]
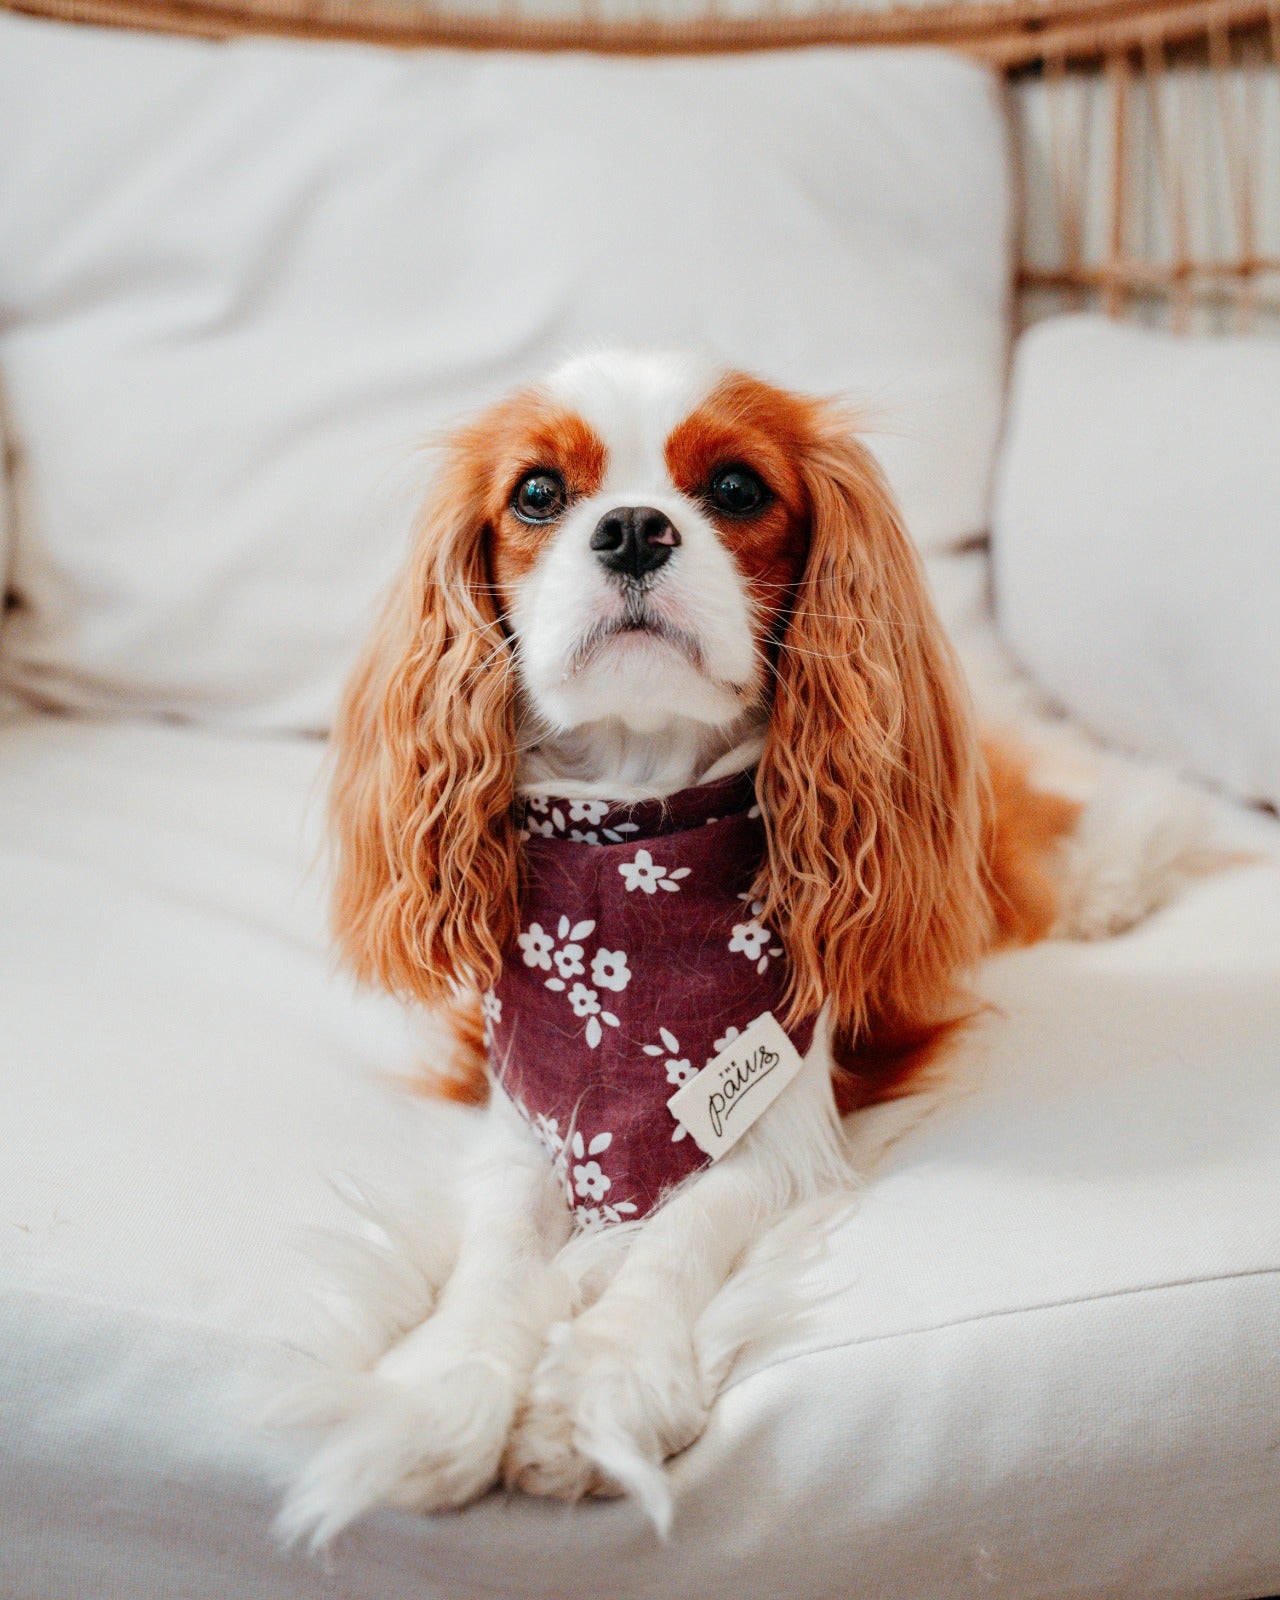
[3, 0, 1277, 327]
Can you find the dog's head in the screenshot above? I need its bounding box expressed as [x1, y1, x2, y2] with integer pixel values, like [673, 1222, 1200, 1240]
[481, 351, 808, 738]
[331, 351, 987, 1062]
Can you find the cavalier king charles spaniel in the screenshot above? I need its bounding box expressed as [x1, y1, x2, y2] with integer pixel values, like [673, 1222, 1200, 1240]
[278, 350, 1196, 1543]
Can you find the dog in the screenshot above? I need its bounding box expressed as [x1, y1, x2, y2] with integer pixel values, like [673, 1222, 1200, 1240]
[278, 350, 1198, 1543]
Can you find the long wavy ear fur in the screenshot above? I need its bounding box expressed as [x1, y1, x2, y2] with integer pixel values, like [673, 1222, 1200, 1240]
[756, 407, 991, 1102]
[329, 418, 518, 1006]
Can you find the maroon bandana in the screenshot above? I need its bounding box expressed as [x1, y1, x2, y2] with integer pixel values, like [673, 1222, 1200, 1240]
[485, 772, 816, 1226]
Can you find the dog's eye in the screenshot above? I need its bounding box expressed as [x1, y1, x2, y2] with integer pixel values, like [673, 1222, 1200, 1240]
[513, 471, 567, 524]
[708, 465, 769, 518]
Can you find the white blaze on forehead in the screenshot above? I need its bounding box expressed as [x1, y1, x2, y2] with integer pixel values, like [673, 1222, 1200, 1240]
[542, 350, 723, 497]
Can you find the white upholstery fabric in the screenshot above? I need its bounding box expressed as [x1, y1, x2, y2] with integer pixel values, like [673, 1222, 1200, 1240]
[3, 709, 1279, 1599]
[0, 13, 1012, 731]
[0, 418, 11, 672]
[0, 446, 9, 600]
[992, 314, 1280, 810]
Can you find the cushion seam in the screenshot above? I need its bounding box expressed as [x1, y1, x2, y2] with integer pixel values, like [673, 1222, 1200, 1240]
[723, 1262, 1280, 1394]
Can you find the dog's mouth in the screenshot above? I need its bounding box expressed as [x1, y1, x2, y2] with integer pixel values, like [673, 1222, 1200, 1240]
[567, 600, 705, 678]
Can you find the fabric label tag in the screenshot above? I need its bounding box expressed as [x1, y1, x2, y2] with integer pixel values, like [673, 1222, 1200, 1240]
[666, 1011, 805, 1160]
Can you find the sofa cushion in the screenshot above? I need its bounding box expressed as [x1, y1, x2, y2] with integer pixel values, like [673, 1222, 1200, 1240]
[2, 710, 1279, 1598]
[992, 314, 1280, 810]
[0, 13, 1011, 731]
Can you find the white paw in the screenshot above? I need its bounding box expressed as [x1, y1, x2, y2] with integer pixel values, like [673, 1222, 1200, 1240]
[503, 1299, 710, 1532]
[277, 1338, 520, 1546]
[299, 1180, 459, 1371]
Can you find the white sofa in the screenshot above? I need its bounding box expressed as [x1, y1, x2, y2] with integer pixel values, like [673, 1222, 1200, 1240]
[2, 13, 1279, 1598]
[4, 698, 1279, 1599]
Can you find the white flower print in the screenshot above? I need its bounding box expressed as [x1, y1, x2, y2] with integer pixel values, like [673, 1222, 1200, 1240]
[480, 988, 502, 1047]
[574, 1198, 639, 1228]
[643, 1026, 697, 1089]
[729, 919, 770, 961]
[569, 1130, 614, 1204]
[542, 918, 597, 993]
[517, 922, 554, 970]
[730, 896, 784, 974]
[531, 917, 620, 1044]
[566, 982, 619, 1048]
[600, 821, 640, 843]
[567, 982, 600, 1019]
[553, 944, 585, 980]
[618, 848, 692, 895]
[568, 800, 609, 825]
[714, 1024, 741, 1055]
[524, 816, 557, 839]
[568, 829, 599, 844]
[618, 849, 662, 893]
[573, 1160, 610, 1202]
[591, 948, 631, 992]
[526, 796, 549, 813]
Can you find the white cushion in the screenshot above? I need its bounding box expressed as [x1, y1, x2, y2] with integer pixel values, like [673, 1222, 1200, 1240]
[0, 14, 1012, 731]
[992, 314, 1280, 809]
[0, 453, 9, 600]
[3, 709, 1280, 1596]
[0, 418, 10, 661]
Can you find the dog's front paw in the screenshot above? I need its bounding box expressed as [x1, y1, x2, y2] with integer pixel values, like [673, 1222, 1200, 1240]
[503, 1297, 710, 1532]
[277, 1338, 521, 1546]
[298, 1182, 460, 1372]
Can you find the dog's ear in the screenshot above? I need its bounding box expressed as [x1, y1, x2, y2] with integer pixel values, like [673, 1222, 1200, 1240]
[755, 407, 990, 1066]
[329, 414, 519, 1005]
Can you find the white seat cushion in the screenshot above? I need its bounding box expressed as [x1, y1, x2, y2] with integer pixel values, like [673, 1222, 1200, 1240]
[2, 708, 1279, 1598]
[0, 14, 1011, 731]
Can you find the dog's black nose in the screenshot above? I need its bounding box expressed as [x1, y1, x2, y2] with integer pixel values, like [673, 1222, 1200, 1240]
[590, 506, 680, 579]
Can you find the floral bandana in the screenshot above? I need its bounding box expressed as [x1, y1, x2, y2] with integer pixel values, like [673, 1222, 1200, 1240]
[486, 772, 816, 1227]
